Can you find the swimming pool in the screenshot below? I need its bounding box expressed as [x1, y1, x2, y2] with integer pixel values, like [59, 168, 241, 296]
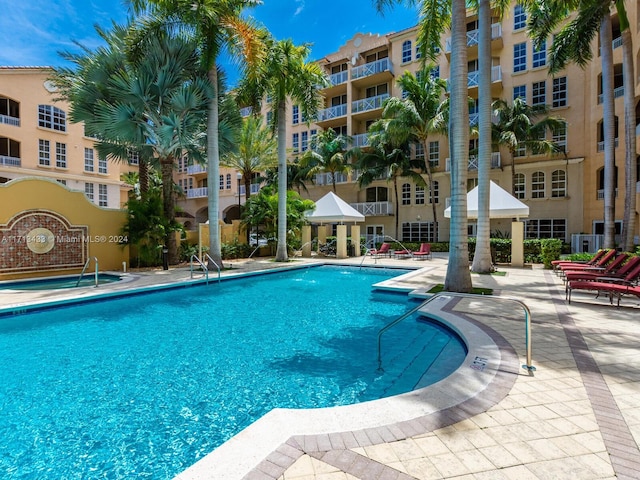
[0, 265, 466, 479]
[0, 273, 122, 290]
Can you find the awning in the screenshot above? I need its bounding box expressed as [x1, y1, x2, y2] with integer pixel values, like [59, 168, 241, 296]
[305, 191, 365, 224]
[444, 181, 529, 220]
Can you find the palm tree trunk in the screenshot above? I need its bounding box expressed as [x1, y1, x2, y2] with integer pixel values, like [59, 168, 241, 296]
[621, 28, 637, 252]
[601, 15, 617, 249]
[207, 64, 223, 269]
[393, 175, 400, 239]
[472, 0, 493, 274]
[244, 177, 251, 202]
[138, 157, 149, 194]
[275, 99, 289, 261]
[161, 158, 178, 264]
[444, 0, 472, 293]
[422, 140, 439, 242]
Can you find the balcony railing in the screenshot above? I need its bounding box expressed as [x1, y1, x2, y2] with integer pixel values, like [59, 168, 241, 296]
[187, 164, 207, 175]
[445, 23, 502, 52]
[0, 155, 21, 167]
[329, 70, 348, 86]
[350, 201, 393, 216]
[351, 58, 392, 80]
[598, 85, 625, 104]
[352, 133, 369, 148]
[239, 184, 261, 195]
[352, 93, 389, 114]
[596, 188, 618, 200]
[187, 187, 208, 198]
[317, 103, 347, 122]
[467, 66, 502, 88]
[445, 152, 501, 172]
[0, 114, 20, 126]
[597, 137, 619, 152]
[239, 106, 252, 117]
[314, 172, 348, 185]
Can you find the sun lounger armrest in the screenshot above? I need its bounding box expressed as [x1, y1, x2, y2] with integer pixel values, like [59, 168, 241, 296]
[594, 276, 632, 285]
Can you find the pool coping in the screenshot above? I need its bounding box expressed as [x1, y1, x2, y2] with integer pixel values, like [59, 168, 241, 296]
[175, 294, 520, 480]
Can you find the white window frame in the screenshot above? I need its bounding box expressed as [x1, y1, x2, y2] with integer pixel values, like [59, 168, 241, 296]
[98, 184, 108, 206]
[38, 139, 50, 166]
[402, 40, 412, 63]
[429, 141, 439, 167]
[55, 142, 66, 168]
[84, 182, 94, 201]
[532, 39, 547, 68]
[552, 121, 567, 152]
[38, 104, 66, 132]
[514, 4, 527, 30]
[415, 185, 425, 205]
[219, 174, 224, 190]
[525, 218, 567, 241]
[552, 77, 567, 108]
[532, 81, 546, 106]
[513, 85, 526, 101]
[532, 171, 545, 198]
[226, 173, 231, 189]
[98, 155, 107, 174]
[402, 183, 411, 205]
[301, 131, 309, 152]
[84, 147, 94, 172]
[430, 180, 439, 204]
[514, 173, 526, 199]
[292, 105, 299, 125]
[551, 169, 566, 198]
[292, 132, 299, 153]
[415, 142, 425, 160]
[514, 42, 527, 73]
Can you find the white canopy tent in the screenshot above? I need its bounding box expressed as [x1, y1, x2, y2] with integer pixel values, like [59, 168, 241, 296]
[305, 191, 365, 224]
[443, 181, 529, 220]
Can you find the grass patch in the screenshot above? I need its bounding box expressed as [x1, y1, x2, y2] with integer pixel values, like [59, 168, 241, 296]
[427, 284, 493, 295]
[472, 270, 507, 276]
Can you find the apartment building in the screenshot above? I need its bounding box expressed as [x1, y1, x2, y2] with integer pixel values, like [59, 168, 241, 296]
[0, 67, 133, 208]
[180, 1, 634, 249]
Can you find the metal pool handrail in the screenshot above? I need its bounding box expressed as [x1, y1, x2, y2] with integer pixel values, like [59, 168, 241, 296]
[203, 253, 221, 283]
[376, 291, 534, 373]
[190, 254, 221, 284]
[76, 257, 99, 287]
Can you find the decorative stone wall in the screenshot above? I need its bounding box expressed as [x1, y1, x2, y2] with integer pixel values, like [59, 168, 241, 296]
[0, 210, 88, 273]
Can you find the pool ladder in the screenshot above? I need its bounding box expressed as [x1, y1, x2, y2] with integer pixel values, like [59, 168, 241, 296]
[376, 292, 534, 373]
[190, 254, 221, 284]
[76, 257, 99, 287]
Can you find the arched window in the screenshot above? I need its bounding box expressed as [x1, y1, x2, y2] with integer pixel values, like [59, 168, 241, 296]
[532, 171, 545, 198]
[226, 173, 232, 189]
[365, 186, 388, 202]
[551, 169, 566, 197]
[597, 166, 619, 199]
[38, 104, 66, 132]
[219, 174, 224, 190]
[402, 40, 412, 63]
[514, 173, 526, 199]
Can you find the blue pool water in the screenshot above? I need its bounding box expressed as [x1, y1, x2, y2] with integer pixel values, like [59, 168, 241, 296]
[0, 265, 466, 479]
[0, 273, 121, 290]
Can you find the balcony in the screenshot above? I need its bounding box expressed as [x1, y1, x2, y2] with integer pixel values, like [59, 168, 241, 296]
[445, 152, 501, 172]
[597, 85, 625, 104]
[186, 187, 208, 199]
[0, 155, 20, 167]
[329, 70, 348, 86]
[352, 93, 389, 120]
[597, 137, 619, 152]
[314, 172, 348, 185]
[467, 66, 502, 88]
[352, 133, 370, 148]
[350, 201, 393, 216]
[0, 114, 20, 127]
[240, 107, 252, 117]
[316, 104, 347, 126]
[187, 164, 207, 175]
[239, 184, 261, 195]
[351, 58, 393, 84]
[596, 188, 618, 200]
[445, 23, 502, 53]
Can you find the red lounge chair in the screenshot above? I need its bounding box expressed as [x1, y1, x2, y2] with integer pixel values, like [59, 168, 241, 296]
[557, 249, 618, 276]
[566, 261, 640, 306]
[413, 243, 432, 260]
[562, 253, 631, 282]
[552, 249, 609, 274]
[394, 248, 412, 259]
[369, 242, 391, 257]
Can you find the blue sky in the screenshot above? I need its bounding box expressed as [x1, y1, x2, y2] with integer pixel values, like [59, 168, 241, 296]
[0, 0, 419, 81]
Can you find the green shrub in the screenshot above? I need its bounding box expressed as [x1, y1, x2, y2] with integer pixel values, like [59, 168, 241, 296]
[540, 238, 563, 268]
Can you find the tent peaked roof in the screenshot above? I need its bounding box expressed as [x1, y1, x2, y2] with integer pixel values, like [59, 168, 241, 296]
[444, 181, 529, 220]
[305, 191, 365, 224]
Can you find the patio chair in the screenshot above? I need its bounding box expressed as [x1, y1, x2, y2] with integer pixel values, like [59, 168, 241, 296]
[562, 253, 631, 282]
[556, 249, 617, 276]
[394, 248, 413, 259]
[413, 243, 432, 260]
[566, 261, 640, 307]
[369, 242, 391, 257]
[552, 249, 608, 270]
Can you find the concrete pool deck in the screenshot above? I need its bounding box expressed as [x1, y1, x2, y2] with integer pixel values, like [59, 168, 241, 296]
[1, 254, 639, 479]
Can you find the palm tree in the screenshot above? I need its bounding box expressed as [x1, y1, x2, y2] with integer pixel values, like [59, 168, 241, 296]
[238, 38, 328, 262]
[528, 0, 622, 249]
[130, 0, 265, 268]
[221, 115, 277, 202]
[373, 0, 472, 292]
[379, 67, 448, 241]
[492, 97, 565, 192]
[54, 26, 211, 264]
[357, 120, 425, 238]
[299, 128, 351, 193]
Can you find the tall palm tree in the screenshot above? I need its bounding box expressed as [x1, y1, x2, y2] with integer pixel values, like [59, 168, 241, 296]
[54, 26, 211, 264]
[492, 97, 565, 192]
[221, 115, 277, 202]
[238, 38, 328, 262]
[374, 0, 472, 292]
[299, 128, 351, 193]
[130, 0, 265, 268]
[357, 121, 425, 237]
[528, 0, 621, 248]
[380, 67, 448, 241]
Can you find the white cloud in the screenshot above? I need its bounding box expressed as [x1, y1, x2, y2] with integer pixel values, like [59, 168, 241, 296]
[293, 0, 305, 16]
